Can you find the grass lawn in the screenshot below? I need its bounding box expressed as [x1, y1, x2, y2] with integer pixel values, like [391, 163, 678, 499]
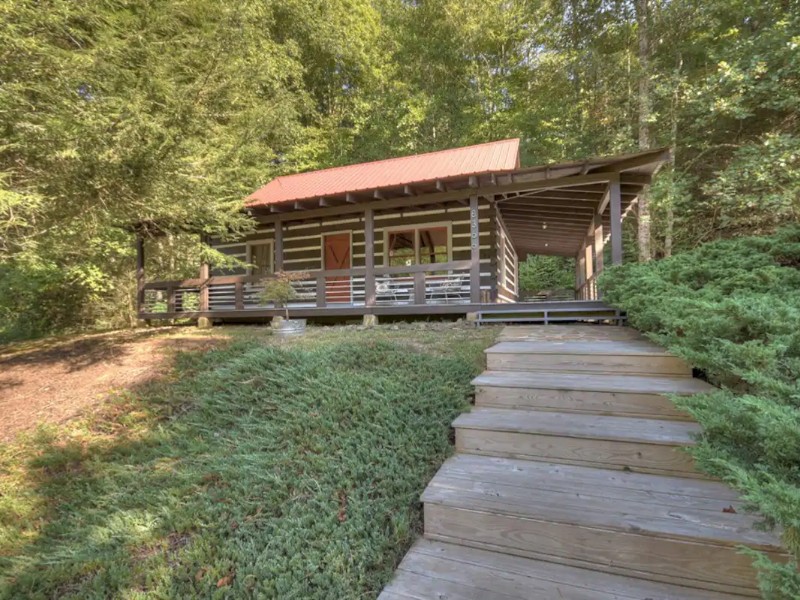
[0, 324, 498, 599]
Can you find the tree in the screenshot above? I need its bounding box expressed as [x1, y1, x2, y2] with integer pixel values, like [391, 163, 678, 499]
[518, 255, 575, 295]
[0, 0, 386, 337]
[635, 0, 652, 261]
[2, 0, 799, 339]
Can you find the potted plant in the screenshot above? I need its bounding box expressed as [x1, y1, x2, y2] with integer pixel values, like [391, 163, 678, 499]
[259, 270, 310, 336]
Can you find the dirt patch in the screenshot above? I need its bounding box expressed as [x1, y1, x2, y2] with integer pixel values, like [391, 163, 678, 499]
[0, 327, 226, 442]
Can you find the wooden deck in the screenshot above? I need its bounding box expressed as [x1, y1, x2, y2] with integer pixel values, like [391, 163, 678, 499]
[139, 297, 626, 324]
[379, 325, 785, 599]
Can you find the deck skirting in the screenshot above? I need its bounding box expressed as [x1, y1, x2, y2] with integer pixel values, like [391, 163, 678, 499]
[139, 300, 625, 324]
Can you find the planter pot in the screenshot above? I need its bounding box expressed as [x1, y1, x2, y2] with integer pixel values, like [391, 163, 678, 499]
[271, 317, 307, 337]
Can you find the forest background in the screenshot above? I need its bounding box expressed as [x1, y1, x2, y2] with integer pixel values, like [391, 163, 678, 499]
[1, 0, 798, 338]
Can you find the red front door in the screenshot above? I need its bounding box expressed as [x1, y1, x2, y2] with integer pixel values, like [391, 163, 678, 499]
[323, 233, 351, 303]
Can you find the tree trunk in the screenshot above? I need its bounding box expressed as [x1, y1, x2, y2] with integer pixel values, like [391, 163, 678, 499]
[664, 204, 673, 257]
[636, 0, 652, 262]
[664, 53, 682, 258]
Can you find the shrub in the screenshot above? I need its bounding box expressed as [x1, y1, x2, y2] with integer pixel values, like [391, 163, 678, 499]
[518, 255, 575, 296]
[259, 271, 309, 319]
[0, 330, 491, 598]
[600, 226, 800, 599]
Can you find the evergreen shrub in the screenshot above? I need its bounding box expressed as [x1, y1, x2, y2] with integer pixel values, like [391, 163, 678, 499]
[601, 226, 800, 599]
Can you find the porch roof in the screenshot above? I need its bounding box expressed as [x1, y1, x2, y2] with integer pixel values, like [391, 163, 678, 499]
[244, 140, 671, 260]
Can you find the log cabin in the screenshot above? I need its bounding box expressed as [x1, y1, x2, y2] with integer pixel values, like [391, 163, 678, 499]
[136, 138, 670, 324]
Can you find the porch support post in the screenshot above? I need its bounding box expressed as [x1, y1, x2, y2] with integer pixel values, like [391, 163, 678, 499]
[469, 195, 481, 304]
[609, 174, 623, 265]
[584, 237, 594, 299]
[274, 218, 283, 272]
[593, 212, 604, 300]
[199, 234, 210, 312]
[364, 208, 375, 307]
[593, 212, 604, 274]
[135, 235, 145, 313]
[576, 242, 586, 299]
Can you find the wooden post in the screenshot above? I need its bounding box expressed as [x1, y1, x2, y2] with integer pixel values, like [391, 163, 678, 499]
[316, 274, 326, 307]
[234, 281, 244, 310]
[414, 272, 426, 305]
[167, 286, 176, 314]
[274, 218, 283, 272]
[135, 235, 145, 314]
[199, 235, 209, 312]
[469, 195, 481, 304]
[584, 238, 594, 299]
[610, 176, 623, 265]
[576, 243, 586, 299]
[364, 208, 375, 307]
[593, 213, 604, 275]
[593, 213, 604, 300]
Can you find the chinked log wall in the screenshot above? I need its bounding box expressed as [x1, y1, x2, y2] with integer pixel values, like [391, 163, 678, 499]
[210, 199, 500, 294]
[137, 196, 520, 318]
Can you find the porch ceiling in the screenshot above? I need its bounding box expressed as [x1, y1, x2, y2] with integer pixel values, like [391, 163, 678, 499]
[494, 148, 669, 258]
[497, 183, 640, 258]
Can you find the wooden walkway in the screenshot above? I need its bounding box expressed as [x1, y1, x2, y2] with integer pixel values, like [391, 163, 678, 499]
[379, 325, 784, 599]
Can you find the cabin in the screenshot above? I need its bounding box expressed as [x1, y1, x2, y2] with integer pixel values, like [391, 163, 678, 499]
[136, 139, 670, 324]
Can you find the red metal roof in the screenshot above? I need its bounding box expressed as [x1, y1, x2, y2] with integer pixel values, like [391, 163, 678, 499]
[246, 138, 521, 207]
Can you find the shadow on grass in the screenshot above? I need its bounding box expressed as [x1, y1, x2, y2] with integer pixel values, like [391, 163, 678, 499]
[0, 328, 182, 372]
[0, 329, 491, 599]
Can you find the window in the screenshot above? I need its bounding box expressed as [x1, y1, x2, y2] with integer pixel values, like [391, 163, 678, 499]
[385, 224, 451, 266]
[386, 230, 416, 267]
[247, 240, 273, 276]
[419, 227, 449, 264]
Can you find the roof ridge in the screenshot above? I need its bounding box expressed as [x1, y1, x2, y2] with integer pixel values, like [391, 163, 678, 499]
[272, 138, 520, 183]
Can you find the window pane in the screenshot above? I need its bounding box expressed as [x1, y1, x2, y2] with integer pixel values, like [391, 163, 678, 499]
[419, 227, 448, 264]
[251, 243, 272, 276]
[387, 230, 415, 267]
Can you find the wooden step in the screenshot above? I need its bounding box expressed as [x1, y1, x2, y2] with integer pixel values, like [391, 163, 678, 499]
[379, 539, 751, 600]
[454, 407, 702, 477]
[473, 370, 714, 420]
[485, 340, 692, 376]
[421, 454, 785, 597]
[497, 324, 646, 343]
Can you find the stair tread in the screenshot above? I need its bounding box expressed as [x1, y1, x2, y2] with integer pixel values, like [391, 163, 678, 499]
[486, 339, 675, 356]
[454, 407, 701, 445]
[472, 370, 715, 394]
[422, 454, 781, 550]
[497, 324, 646, 342]
[380, 538, 751, 600]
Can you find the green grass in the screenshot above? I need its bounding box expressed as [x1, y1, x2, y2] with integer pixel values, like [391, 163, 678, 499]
[0, 325, 498, 599]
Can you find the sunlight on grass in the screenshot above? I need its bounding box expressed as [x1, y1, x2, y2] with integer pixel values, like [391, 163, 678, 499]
[0, 324, 498, 599]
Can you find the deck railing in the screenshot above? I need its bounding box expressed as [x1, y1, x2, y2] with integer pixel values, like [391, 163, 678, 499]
[140, 261, 476, 316]
[576, 272, 599, 300]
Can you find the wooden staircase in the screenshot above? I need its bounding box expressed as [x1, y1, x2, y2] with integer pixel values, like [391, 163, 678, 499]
[379, 325, 784, 600]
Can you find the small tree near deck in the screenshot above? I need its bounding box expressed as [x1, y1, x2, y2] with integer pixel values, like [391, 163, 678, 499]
[260, 271, 309, 320]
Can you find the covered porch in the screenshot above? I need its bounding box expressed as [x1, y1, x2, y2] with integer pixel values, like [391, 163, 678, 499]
[136, 142, 669, 323]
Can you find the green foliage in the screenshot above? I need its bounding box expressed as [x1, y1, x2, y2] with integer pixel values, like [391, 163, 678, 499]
[2, 0, 799, 339]
[600, 227, 800, 598]
[259, 271, 309, 319]
[0, 0, 386, 339]
[0, 327, 496, 598]
[518, 255, 575, 295]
